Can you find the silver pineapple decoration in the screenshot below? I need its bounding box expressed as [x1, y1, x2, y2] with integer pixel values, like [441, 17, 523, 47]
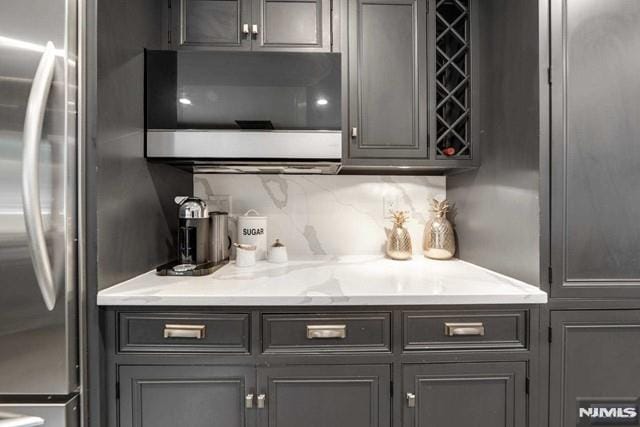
[386, 211, 412, 260]
[423, 199, 456, 260]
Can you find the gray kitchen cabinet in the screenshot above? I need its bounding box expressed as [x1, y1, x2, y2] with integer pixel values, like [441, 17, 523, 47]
[347, 0, 428, 160]
[257, 365, 391, 427]
[344, 0, 478, 168]
[118, 365, 255, 427]
[403, 362, 527, 427]
[550, 0, 640, 297]
[172, 0, 331, 51]
[252, 0, 331, 51]
[549, 310, 640, 427]
[174, 0, 252, 50]
[105, 307, 538, 427]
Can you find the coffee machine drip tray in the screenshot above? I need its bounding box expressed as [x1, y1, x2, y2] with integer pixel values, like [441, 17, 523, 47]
[156, 260, 227, 276]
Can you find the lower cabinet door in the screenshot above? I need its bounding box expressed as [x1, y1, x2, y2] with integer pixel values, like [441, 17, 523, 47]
[119, 365, 255, 427]
[257, 365, 390, 427]
[403, 362, 527, 427]
[550, 310, 640, 427]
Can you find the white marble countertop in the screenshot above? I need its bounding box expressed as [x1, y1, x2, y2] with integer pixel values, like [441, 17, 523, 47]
[97, 255, 547, 306]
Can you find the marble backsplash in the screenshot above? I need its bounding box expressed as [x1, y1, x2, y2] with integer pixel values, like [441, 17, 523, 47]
[194, 175, 446, 256]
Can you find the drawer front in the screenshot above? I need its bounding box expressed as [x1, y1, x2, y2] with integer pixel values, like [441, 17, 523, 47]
[118, 312, 250, 353]
[403, 310, 527, 351]
[262, 313, 391, 353]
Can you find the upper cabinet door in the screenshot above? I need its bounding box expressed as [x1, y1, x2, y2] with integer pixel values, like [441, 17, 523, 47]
[252, 0, 331, 51]
[347, 0, 428, 159]
[550, 0, 640, 297]
[175, 0, 252, 50]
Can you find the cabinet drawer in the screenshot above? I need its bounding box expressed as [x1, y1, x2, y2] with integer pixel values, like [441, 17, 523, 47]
[403, 310, 527, 351]
[262, 313, 391, 353]
[118, 312, 250, 353]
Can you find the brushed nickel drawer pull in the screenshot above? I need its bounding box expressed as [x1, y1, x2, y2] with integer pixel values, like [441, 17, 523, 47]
[444, 322, 485, 337]
[163, 324, 206, 339]
[306, 324, 347, 339]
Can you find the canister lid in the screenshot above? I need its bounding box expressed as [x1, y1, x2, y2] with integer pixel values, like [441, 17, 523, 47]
[271, 239, 285, 247]
[239, 209, 266, 220]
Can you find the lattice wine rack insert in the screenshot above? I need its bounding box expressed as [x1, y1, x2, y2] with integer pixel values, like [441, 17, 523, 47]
[435, 0, 471, 158]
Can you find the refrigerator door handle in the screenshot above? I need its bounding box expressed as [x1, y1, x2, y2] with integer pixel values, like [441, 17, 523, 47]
[21, 41, 58, 311]
[0, 412, 44, 427]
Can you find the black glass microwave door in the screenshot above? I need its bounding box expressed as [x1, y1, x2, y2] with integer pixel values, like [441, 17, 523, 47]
[146, 51, 341, 131]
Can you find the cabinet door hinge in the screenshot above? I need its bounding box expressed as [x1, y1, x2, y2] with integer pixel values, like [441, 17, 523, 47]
[525, 377, 530, 395]
[390, 380, 394, 397]
[168, 0, 171, 8]
[548, 326, 553, 343]
[168, 30, 172, 44]
[426, 0, 429, 14]
[116, 381, 120, 400]
[548, 266, 553, 284]
[547, 67, 552, 85]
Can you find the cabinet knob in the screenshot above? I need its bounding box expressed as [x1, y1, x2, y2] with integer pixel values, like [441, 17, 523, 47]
[406, 392, 416, 408]
[245, 394, 254, 409]
[351, 127, 358, 138]
[257, 394, 266, 409]
[242, 24, 250, 35]
[252, 24, 259, 35]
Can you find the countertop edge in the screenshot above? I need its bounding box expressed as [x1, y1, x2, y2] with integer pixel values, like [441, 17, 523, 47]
[97, 294, 548, 306]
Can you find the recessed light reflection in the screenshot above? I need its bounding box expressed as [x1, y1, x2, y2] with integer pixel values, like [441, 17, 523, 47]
[179, 98, 192, 105]
[316, 98, 328, 106]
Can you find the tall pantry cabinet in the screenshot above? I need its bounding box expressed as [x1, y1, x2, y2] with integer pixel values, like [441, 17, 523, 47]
[546, 1, 640, 427]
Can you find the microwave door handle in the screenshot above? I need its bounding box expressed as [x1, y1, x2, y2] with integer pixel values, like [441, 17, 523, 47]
[0, 411, 45, 427]
[21, 41, 58, 311]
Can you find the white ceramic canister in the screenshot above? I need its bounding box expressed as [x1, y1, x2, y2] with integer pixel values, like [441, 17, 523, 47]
[234, 243, 257, 268]
[267, 239, 288, 264]
[237, 209, 268, 260]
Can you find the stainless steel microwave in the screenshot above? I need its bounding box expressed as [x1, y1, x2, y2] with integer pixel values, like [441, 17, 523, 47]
[145, 50, 342, 173]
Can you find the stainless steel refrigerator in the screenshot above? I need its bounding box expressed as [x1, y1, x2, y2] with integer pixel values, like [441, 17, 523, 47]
[0, 0, 80, 426]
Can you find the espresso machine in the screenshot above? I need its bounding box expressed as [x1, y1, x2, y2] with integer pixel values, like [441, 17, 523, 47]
[176, 196, 210, 265]
[157, 196, 230, 276]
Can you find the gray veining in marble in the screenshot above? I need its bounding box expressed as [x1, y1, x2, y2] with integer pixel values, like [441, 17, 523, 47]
[194, 175, 447, 256]
[97, 255, 548, 306]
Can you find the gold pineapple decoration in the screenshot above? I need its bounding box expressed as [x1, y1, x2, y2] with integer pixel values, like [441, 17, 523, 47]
[386, 210, 412, 260]
[423, 199, 456, 259]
